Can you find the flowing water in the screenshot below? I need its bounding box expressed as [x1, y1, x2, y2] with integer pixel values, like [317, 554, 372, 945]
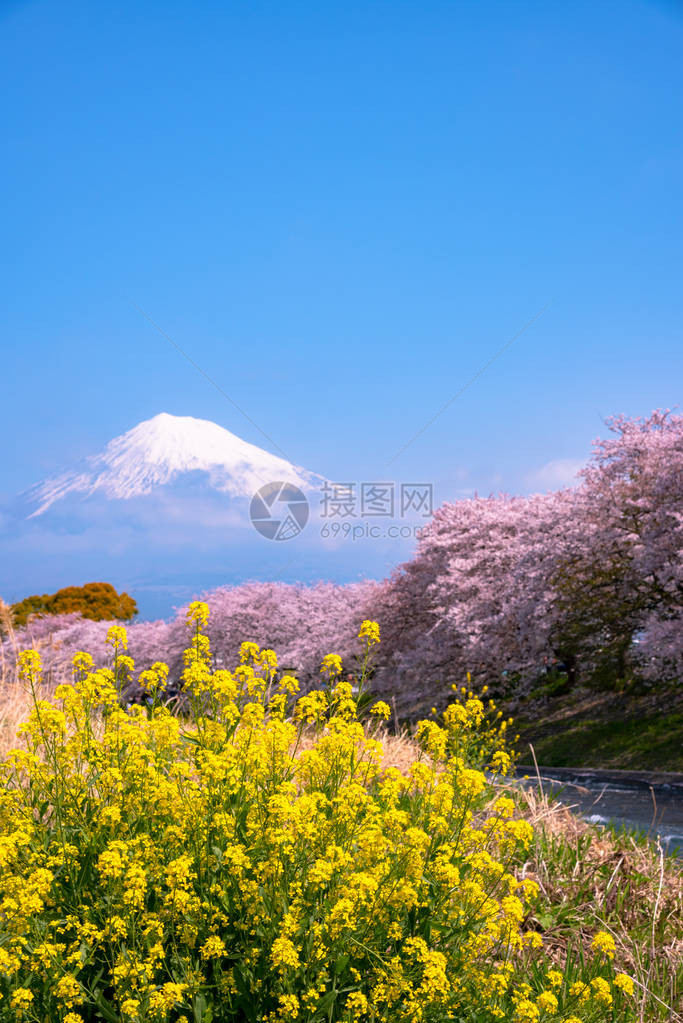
[515, 768, 683, 857]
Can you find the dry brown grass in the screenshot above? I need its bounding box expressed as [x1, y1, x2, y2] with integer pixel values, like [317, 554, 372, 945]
[0, 611, 58, 759]
[0, 605, 34, 758]
[0, 598, 16, 687]
[0, 679, 33, 759]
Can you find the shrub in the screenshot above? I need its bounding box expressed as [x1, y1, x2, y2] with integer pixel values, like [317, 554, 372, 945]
[10, 582, 138, 629]
[0, 607, 635, 1022]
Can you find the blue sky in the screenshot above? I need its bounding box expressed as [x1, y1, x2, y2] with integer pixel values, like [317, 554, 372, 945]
[2, 0, 683, 509]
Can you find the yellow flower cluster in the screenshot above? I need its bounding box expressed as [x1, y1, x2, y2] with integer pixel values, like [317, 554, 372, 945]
[358, 620, 380, 645]
[0, 614, 635, 1022]
[320, 654, 343, 677]
[591, 929, 616, 959]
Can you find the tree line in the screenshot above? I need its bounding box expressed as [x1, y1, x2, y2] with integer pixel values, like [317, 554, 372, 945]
[3, 411, 681, 712]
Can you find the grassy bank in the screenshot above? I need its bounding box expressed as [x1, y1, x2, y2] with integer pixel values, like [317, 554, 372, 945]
[511, 785, 682, 1021]
[510, 683, 683, 772]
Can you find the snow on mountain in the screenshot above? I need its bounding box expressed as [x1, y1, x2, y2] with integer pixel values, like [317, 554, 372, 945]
[26, 413, 323, 517]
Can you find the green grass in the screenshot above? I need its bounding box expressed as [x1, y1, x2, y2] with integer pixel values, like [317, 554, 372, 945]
[510, 681, 683, 771]
[516, 711, 683, 770]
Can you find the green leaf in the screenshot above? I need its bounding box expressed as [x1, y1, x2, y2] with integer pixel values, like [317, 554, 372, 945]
[95, 992, 121, 1023]
[334, 953, 349, 976]
[316, 990, 338, 1012]
[193, 993, 208, 1022]
[534, 911, 556, 930]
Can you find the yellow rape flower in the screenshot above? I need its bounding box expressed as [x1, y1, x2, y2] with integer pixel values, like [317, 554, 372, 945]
[358, 619, 380, 644]
[270, 936, 300, 972]
[513, 998, 539, 1022]
[591, 929, 616, 958]
[346, 991, 369, 1018]
[590, 976, 613, 1006]
[320, 653, 343, 675]
[187, 600, 209, 627]
[54, 974, 82, 1007]
[139, 661, 169, 695]
[10, 988, 34, 1010]
[276, 994, 300, 1020]
[239, 640, 260, 663]
[278, 673, 300, 695]
[1, 606, 607, 1023]
[614, 972, 635, 996]
[18, 648, 42, 680]
[105, 624, 128, 650]
[535, 990, 558, 1013]
[201, 935, 226, 958]
[72, 650, 94, 672]
[121, 998, 141, 1018]
[257, 648, 278, 671]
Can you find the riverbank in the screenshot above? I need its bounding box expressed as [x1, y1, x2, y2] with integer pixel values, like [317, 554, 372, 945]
[510, 682, 683, 771]
[510, 779, 683, 1021]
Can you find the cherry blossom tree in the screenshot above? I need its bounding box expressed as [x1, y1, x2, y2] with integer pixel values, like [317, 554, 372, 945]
[371, 410, 683, 703]
[367, 492, 575, 710]
[571, 409, 683, 684]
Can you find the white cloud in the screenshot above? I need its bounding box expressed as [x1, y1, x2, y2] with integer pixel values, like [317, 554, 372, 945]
[527, 458, 584, 490]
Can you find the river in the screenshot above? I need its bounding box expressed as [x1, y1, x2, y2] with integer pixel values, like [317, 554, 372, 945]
[515, 766, 683, 857]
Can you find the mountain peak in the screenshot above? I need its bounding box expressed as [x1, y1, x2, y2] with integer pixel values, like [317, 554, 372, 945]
[26, 413, 321, 516]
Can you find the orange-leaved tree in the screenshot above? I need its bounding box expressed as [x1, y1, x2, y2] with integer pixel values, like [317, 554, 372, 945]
[10, 582, 137, 628]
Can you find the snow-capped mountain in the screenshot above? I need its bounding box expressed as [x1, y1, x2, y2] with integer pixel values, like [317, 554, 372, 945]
[2, 413, 418, 619]
[26, 413, 322, 517]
